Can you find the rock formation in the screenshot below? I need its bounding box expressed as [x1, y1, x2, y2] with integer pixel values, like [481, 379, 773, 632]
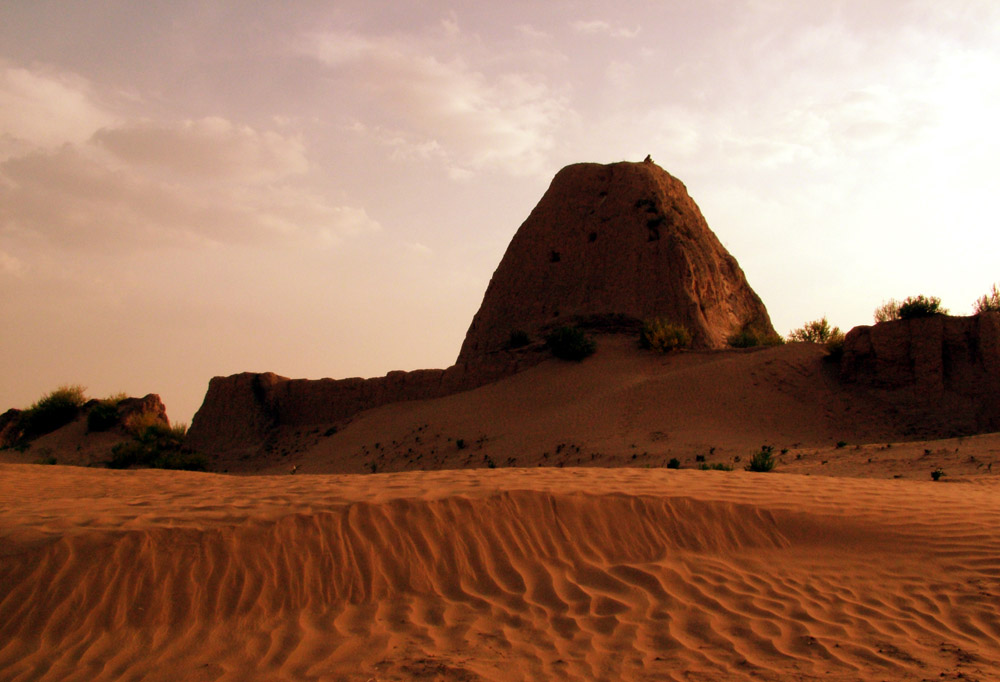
[458, 160, 774, 361]
[840, 313, 1000, 436]
[187, 159, 777, 460]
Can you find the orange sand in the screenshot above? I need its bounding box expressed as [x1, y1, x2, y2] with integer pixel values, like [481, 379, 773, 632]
[2, 463, 999, 681]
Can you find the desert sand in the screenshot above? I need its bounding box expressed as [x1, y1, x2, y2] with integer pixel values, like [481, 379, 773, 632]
[3, 159, 998, 680]
[3, 336, 1000, 681]
[2, 460, 999, 681]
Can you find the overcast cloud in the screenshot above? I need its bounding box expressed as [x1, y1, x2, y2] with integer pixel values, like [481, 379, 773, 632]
[1, 0, 998, 422]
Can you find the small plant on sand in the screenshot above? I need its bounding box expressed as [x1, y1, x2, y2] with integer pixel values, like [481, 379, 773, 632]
[699, 462, 733, 471]
[974, 284, 1000, 314]
[108, 414, 204, 471]
[545, 326, 596, 361]
[787, 317, 843, 344]
[21, 385, 87, 439]
[931, 468, 945, 481]
[124, 410, 169, 437]
[640, 318, 691, 353]
[666, 457, 681, 469]
[746, 445, 777, 472]
[727, 328, 784, 349]
[87, 393, 127, 433]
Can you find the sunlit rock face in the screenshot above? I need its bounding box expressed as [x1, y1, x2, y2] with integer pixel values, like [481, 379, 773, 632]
[457, 159, 775, 362]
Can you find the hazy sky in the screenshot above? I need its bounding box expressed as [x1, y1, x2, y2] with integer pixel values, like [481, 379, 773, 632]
[2, 1, 999, 423]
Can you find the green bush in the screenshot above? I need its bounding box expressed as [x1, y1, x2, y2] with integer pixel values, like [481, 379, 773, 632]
[826, 334, 846, 362]
[787, 317, 843, 344]
[745, 445, 776, 472]
[640, 319, 691, 353]
[873, 299, 901, 323]
[666, 457, 681, 469]
[108, 441, 207, 471]
[898, 295, 947, 319]
[974, 284, 1000, 314]
[699, 462, 733, 471]
[87, 398, 122, 433]
[727, 329, 784, 348]
[545, 326, 596, 361]
[21, 385, 87, 439]
[106, 416, 204, 471]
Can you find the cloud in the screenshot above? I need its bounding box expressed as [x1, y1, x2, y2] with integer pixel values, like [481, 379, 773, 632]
[571, 20, 641, 39]
[0, 249, 25, 277]
[0, 62, 379, 251]
[0, 142, 378, 249]
[91, 117, 309, 183]
[306, 29, 571, 177]
[0, 61, 116, 159]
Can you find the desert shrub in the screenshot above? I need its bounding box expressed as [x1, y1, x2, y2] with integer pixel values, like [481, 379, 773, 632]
[507, 330, 531, 349]
[931, 468, 945, 481]
[826, 333, 846, 362]
[873, 299, 901, 323]
[898, 295, 947, 319]
[87, 397, 123, 433]
[124, 410, 169, 437]
[666, 457, 681, 469]
[745, 445, 776, 472]
[640, 319, 691, 353]
[107, 417, 205, 471]
[108, 441, 207, 471]
[545, 326, 596, 361]
[21, 385, 87, 439]
[787, 317, 842, 344]
[699, 462, 733, 471]
[727, 329, 784, 348]
[974, 284, 1000, 314]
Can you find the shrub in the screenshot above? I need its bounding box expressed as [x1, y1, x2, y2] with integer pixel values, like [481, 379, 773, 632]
[898, 295, 947, 319]
[826, 334, 846, 362]
[727, 329, 784, 348]
[507, 330, 531, 349]
[873, 299, 901, 323]
[21, 385, 87, 439]
[699, 462, 733, 471]
[87, 398, 123, 433]
[931, 468, 945, 481]
[974, 284, 1000, 314]
[745, 445, 776, 472]
[787, 317, 842, 344]
[107, 416, 204, 471]
[545, 326, 596, 361]
[124, 410, 169, 437]
[640, 319, 691, 353]
[108, 441, 207, 471]
[666, 457, 681, 469]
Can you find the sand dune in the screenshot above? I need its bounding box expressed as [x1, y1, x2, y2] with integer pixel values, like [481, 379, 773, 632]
[2, 463, 998, 681]
[241, 337, 965, 477]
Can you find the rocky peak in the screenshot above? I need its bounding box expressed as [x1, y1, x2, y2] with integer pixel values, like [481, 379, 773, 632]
[457, 160, 774, 362]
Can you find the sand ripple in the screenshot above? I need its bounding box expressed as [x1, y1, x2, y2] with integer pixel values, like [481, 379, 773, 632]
[1, 464, 998, 681]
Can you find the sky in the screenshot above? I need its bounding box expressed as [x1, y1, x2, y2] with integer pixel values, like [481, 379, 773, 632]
[2, 1, 999, 424]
